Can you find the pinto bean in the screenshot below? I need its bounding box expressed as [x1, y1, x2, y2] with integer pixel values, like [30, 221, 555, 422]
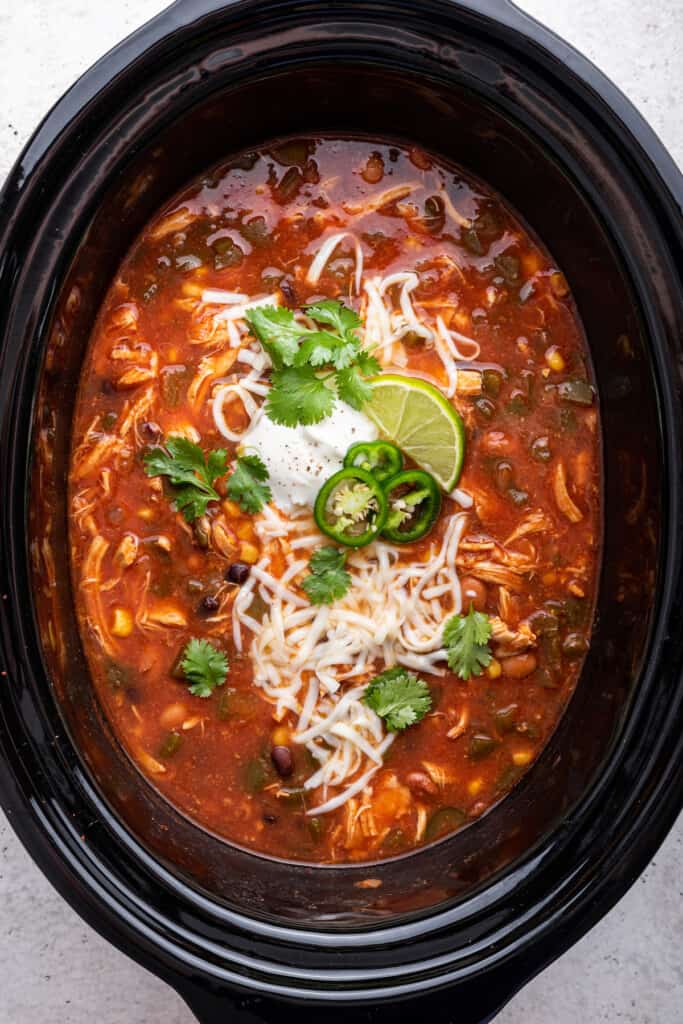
[406, 771, 438, 797]
[460, 576, 488, 612]
[500, 652, 538, 679]
[271, 745, 293, 778]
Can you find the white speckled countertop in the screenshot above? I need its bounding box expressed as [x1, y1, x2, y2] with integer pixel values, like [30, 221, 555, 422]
[0, 2, 681, 1022]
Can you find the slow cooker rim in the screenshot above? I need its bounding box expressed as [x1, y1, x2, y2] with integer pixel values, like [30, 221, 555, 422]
[0, 0, 682, 1009]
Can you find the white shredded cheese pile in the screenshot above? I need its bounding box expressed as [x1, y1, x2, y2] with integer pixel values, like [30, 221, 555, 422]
[202, 241, 484, 814]
[232, 512, 467, 814]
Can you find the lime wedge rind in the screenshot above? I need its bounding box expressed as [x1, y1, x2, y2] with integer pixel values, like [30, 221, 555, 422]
[366, 375, 465, 491]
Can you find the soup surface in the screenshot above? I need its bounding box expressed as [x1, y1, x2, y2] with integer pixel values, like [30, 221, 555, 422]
[69, 138, 600, 863]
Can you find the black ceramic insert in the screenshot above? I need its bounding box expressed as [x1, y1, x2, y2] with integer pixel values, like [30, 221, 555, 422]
[0, 2, 682, 1023]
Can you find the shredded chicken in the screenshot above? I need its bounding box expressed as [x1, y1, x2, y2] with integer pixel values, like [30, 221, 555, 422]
[489, 616, 537, 654]
[504, 509, 553, 546]
[553, 461, 583, 522]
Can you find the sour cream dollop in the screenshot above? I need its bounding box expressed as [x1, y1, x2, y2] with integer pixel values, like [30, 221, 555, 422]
[244, 403, 379, 513]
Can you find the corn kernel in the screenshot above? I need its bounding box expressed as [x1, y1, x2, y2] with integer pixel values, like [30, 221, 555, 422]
[167, 347, 179, 362]
[222, 499, 242, 518]
[542, 571, 557, 586]
[272, 726, 290, 746]
[239, 541, 260, 564]
[111, 607, 133, 638]
[137, 507, 154, 521]
[235, 520, 256, 541]
[545, 346, 565, 372]
[181, 281, 204, 297]
[486, 658, 502, 680]
[523, 251, 541, 276]
[512, 749, 534, 767]
[468, 778, 484, 796]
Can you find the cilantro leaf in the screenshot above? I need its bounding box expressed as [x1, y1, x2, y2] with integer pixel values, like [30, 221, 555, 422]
[295, 331, 360, 370]
[355, 349, 382, 376]
[336, 366, 374, 410]
[266, 366, 335, 426]
[180, 638, 229, 698]
[304, 299, 361, 337]
[143, 437, 227, 522]
[244, 306, 304, 368]
[302, 546, 352, 605]
[246, 298, 379, 426]
[442, 605, 493, 680]
[362, 667, 432, 731]
[226, 454, 272, 514]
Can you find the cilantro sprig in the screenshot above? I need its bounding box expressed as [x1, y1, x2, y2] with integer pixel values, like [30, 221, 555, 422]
[179, 638, 229, 698]
[442, 605, 493, 680]
[245, 300, 380, 428]
[302, 547, 352, 605]
[226, 453, 272, 513]
[362, 667, 432, 732]
[144, 436, 227, 522]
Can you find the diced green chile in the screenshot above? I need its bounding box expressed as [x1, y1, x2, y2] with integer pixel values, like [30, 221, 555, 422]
[425, 807, 466, 841]
[244, 758, 269, 792]
[158, 732, 183, 758]
[216, 687, 235, 720]
[494, 704, 519, 734]
[558, 379, 593, 406]
[482, 369, 502, 397]
[469, 733, 498, 760]
[275, 167, 303, 203]
[507, 392, 529, 416]
[381, 469, 442, 544]
[528, 609, 559, 636]
[494, 254, 520, 284]
[565, 596, 588, 628]
[314, 467, 388, 547]
[241, 216, 271, 248]
[308, 816, 325, 842]
[344, 440, 403, 483]
[461, 227, 484, 256]
[495, 765, 523, 792]
[160, 365, 190, 407]
[383, 827, 407, 850]
[105, 659, 129, 690]
[212, 236, 243, 268]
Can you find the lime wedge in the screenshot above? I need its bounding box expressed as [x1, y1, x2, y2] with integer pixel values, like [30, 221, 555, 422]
[365, 375, 465, 491]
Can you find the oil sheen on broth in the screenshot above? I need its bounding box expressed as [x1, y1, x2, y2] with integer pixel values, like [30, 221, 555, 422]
[68, 138, 600, 863]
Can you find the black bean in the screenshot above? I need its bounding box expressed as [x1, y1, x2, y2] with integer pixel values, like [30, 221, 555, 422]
[199, 595, 219, 614]
[226, 562, 250, 585]
[279, 278, 297, 307]
[562, 633, 589, 659]
[140, 421, 162, 442]
[271, 745, 294, 778]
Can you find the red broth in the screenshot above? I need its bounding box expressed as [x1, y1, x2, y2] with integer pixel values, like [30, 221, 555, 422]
[68, 138, 600, 862]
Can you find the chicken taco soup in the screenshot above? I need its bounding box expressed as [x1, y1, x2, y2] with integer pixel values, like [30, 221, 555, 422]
[69, 138, 600, 863]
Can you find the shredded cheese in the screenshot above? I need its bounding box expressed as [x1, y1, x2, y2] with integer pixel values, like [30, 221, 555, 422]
[204, 258, 484, 816]
[230, 512, 467, 813]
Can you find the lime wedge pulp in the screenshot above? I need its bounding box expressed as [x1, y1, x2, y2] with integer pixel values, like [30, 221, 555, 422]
[364, 375, 466, 491]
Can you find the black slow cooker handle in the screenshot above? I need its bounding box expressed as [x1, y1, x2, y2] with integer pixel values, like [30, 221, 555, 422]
[179, 981, 513, 1024]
